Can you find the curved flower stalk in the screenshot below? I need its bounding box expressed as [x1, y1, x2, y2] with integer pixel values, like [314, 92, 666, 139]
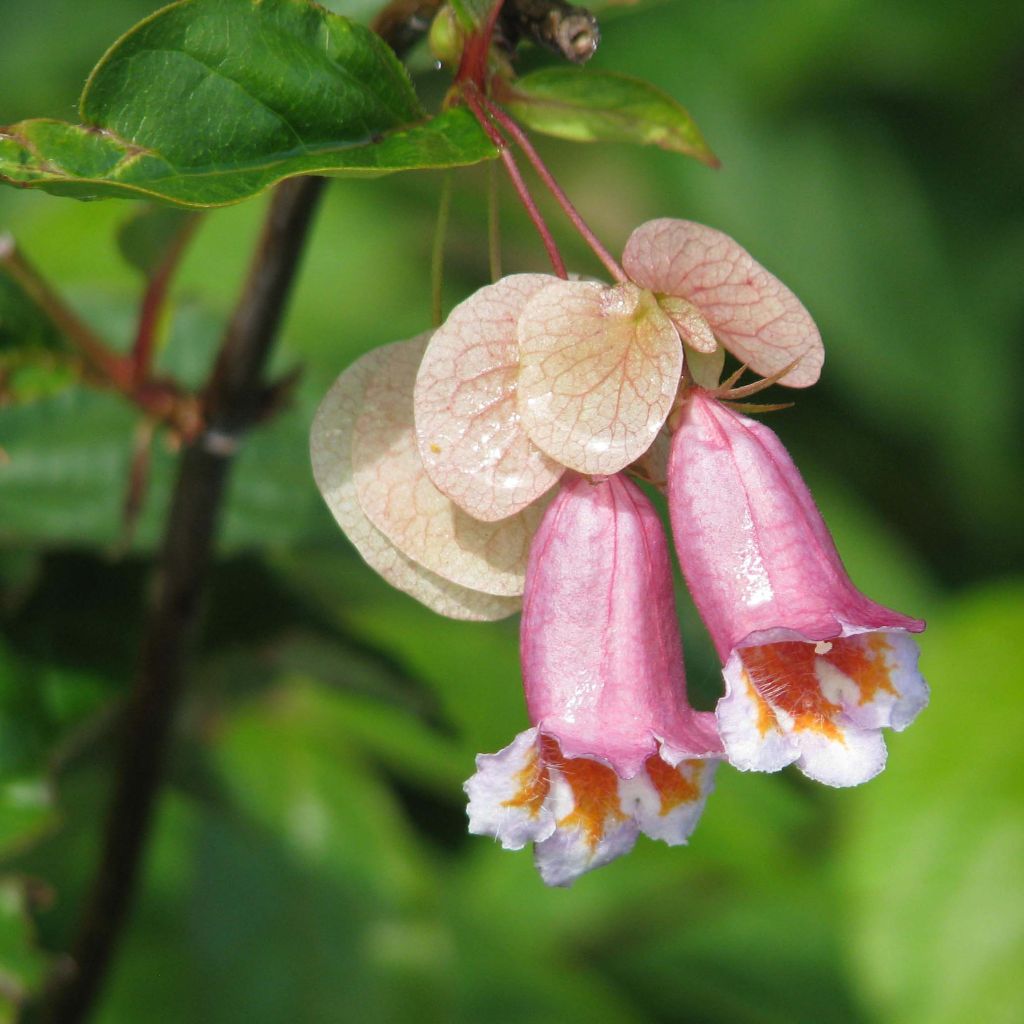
[667, 389, 928, 786]
[466, 473, 722, 886]
[415, 219, 824, 527]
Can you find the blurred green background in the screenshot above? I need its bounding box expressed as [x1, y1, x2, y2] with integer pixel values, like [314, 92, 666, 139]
[1, 0, 1023, 1021]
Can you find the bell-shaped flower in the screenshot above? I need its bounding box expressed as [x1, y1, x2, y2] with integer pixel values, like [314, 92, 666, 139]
[667, 389, 928, 787]
[466, 472, 722, 886]
[310, 335, 545, 621]
[623, 219, 824, 388]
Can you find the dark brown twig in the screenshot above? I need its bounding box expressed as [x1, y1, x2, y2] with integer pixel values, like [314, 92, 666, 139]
[40, 175, 326, 1024]
[498, 0, 598, 63]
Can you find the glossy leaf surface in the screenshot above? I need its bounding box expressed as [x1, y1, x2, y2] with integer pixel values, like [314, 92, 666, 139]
[502, 68, 717, 165]
[0, 0, 497, 206]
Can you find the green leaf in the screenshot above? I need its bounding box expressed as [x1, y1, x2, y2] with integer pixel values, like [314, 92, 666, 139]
[0, 0, 497, 207]
[501, 68, 718, 165]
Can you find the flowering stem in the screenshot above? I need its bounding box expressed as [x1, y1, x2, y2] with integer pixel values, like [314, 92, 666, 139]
[483, 97, 627, 283]
[431, 172, 453, 326]
[455, 0, 508, 91]
[0, 234, 201, 439]
[462, 84, 568, 278]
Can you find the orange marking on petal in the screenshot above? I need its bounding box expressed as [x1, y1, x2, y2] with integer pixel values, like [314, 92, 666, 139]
[645, 756, 702, 815]
[741, 643, 843, 741]
[824, 634, 898, 705]
[742, 669, 779, 737]
[557, 755, 627, 849]
[501, 737, 554, 818]
[503, 736, 627, 847]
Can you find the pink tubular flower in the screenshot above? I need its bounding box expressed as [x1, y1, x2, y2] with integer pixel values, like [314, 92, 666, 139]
[667, 389, 928, 787]
[466, 472, 722, 886]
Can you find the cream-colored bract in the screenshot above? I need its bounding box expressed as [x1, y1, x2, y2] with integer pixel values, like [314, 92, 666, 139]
[351, 338, 543, 597]
[516, 280, 683, 475]
[309, 339, 521, 621]
[414, 274, 565, 522]
[623, 218, 824, 387]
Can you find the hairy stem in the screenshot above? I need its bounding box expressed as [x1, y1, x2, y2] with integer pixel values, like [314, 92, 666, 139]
[487, 159, 503, 281]
[39, 175, 326, 1024]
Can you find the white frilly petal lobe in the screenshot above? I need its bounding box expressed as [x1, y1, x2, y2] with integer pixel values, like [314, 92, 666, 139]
[717, 629, 929, 788]
[717, 659, 800, 774]
[534, 810, 639, 888]
[465, 727, 556, 850]
[627, 757, 719, 846]
[465, 729, 718, 887]
[796, 722, 887, 788]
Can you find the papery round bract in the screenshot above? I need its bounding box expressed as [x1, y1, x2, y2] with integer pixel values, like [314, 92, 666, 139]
[623, 218, 823, 387]
[516, 281, 683, 475]
[351, 338, 542, 597]
[310, 342, 520, 621]
[415, 274, 565, 522]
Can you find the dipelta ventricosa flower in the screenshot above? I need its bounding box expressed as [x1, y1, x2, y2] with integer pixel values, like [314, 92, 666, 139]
[310, 213, 927, 881]
[667, 389, 928, 787]
[466, 472, 721, 886]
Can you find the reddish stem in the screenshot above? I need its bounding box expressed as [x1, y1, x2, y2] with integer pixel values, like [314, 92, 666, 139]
[462, 85, 567, 278]
[484, 96, 627, 282]
[1, 236, 133, 390]
[130, 215, 200, 387]
[456, 0, 508, 90]
[0, 235, 200, 437]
